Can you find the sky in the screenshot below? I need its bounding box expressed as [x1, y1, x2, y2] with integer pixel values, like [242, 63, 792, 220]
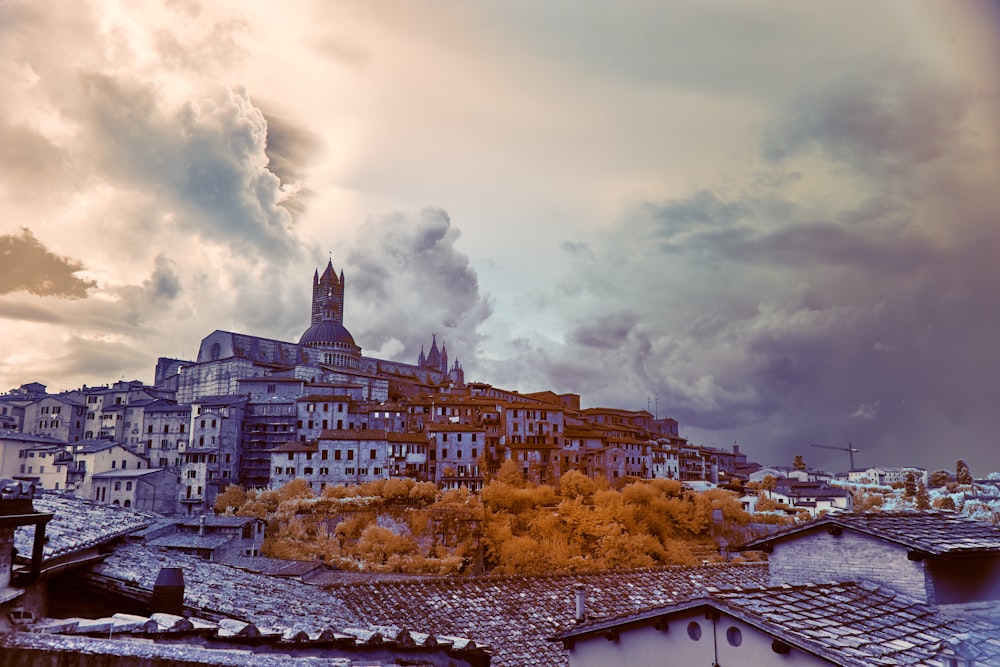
[2, 0, 999, 474]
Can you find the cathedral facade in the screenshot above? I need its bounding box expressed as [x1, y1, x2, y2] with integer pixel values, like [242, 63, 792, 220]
[170, 260, 461, 403]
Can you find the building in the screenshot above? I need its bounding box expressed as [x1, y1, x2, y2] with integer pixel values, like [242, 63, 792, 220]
[91, 468, 177, 513]
[552, 581, 1000, 667]
[554, 511, 1000, 666]
[740, 511, 1000, 605]
[147, 515, 265, 561]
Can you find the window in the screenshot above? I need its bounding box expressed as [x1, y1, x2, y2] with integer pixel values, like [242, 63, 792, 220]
[726, 627, 742, 647]
[347, 450, 354, 461]
[687, 622, 702, 641]
[125, 481, 133, 491]
[114, 482, 121, 491]
[441, 449, 448, 459]
[321, 450, 328, 460]
[303, 467, 313, 475]
[335, 450, 342, 460]
[369, 449, 376, 460]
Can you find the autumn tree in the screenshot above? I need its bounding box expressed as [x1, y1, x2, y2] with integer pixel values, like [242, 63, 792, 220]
[903, 472, 917, 500]
[956, 460, 973, 486]
[929, 469, 954, 487]
[793, 454, 807, 470]
[915, 482, 931, 510]
[214, 484, 247, 514]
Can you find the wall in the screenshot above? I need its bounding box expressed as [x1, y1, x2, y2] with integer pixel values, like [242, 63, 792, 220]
[767, 529, 933, 602]
[566, 608, 830, 667]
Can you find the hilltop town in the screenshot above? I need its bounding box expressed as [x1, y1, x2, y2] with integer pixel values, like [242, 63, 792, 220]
[3, 259, 1000, 666]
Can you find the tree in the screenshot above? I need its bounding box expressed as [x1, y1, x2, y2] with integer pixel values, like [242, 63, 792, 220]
[496, 458, 526, 487]
[956, 460, 973, 486]
[903, 472, 917, 500]
[915, 482, 931, 510]
[214, 484, 247, 514]
[793, 454, 807, 471]
[929, 469, 954, 487]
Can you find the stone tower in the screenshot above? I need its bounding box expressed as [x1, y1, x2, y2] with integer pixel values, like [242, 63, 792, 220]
[311, 259, 345, 326]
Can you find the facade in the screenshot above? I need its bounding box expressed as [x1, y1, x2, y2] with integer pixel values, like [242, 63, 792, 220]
[148, 515, 266, 560]
[741, 511, 1000, 606]
[269, 429, 392, 491]
[91, 468, 177, 513]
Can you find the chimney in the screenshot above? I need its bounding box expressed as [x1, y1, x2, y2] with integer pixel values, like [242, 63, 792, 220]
[574, 584, 586, 623]
[199, 514, 206, 537]
[150, 567, 185, 615]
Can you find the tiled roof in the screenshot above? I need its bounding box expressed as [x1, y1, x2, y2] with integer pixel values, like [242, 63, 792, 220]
[556, 581, 1000, 666]
[425, 423, 486, 432]
[318, 429, 391, 441]
[148, 533, 232, 550]
[88, 543, 361, 628]
[92, 468, 166, 479]
[89, 541, 767, 667]
[385, 432, 429, 443]
[179, 516, 260, 528]
[14, 493, 153, 561]
[741, 511, 1000, 556]
[327, 564, 770, 667]
[75, 440, 124, 454]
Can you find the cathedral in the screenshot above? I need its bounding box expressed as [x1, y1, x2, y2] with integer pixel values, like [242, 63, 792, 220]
[163, 259, 464, 402]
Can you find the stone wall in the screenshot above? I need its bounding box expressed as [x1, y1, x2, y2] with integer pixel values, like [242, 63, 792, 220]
[767, 529, 934, 602]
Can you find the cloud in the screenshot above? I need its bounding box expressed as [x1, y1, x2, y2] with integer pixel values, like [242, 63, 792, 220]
[344, 208, 493, 368]
[0, 228, 95, 297]
[143, 254, 182, 302]
[761, 66, 972, 178]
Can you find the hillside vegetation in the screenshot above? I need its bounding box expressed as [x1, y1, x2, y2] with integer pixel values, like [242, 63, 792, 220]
[215, 461, 776, 575]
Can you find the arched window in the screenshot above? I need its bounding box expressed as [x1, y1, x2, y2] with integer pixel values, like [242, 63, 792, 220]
[123, 499, 131, 508]
[210, 342, 221, 360]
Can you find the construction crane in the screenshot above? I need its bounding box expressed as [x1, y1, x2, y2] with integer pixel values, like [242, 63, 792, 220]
[810, 443, 860, 471]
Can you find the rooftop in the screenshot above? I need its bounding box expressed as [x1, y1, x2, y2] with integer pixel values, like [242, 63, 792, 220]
[555, 581, 1000, 667]
[89, 540, 767, 667]
[14, 492, 152, 562]
[741, 511, 1000, 556]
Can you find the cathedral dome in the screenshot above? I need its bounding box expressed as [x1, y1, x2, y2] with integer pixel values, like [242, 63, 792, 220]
[298, 320, 358, 348]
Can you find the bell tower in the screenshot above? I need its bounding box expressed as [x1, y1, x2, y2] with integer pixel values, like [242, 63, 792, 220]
[311, 259, 345, 326]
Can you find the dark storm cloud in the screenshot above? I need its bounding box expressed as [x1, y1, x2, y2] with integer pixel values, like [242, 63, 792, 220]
[762, 67, 972, 177]
[570, 312, 639, 349]
[260, 108, 320, 216]
[679, 220, 940, 273]
[559, 240, 594, 259]
[345, 208, 493, 365]
[143, 254, 182, 301]
[77, 72, 299, 260]
[499, 66, 1000, 471]
[0, 228, 95, 298]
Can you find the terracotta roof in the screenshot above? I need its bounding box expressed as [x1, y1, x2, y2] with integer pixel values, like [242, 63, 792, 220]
[327, 564, 770, 667]
[554, 581, 1000, 667]
[318, 429, 390, 441]
[270, 441, 317, 453]
[385, 432, 429, 444]
[91, 468, 169, 479]
[89, 540, 767, 667]
[740, 511, 1000, 556]
[426, 423, 486, 433]
[14, 493, 152, 561]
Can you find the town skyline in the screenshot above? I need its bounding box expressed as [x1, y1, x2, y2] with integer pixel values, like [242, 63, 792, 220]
[1, 1, 999, 472]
